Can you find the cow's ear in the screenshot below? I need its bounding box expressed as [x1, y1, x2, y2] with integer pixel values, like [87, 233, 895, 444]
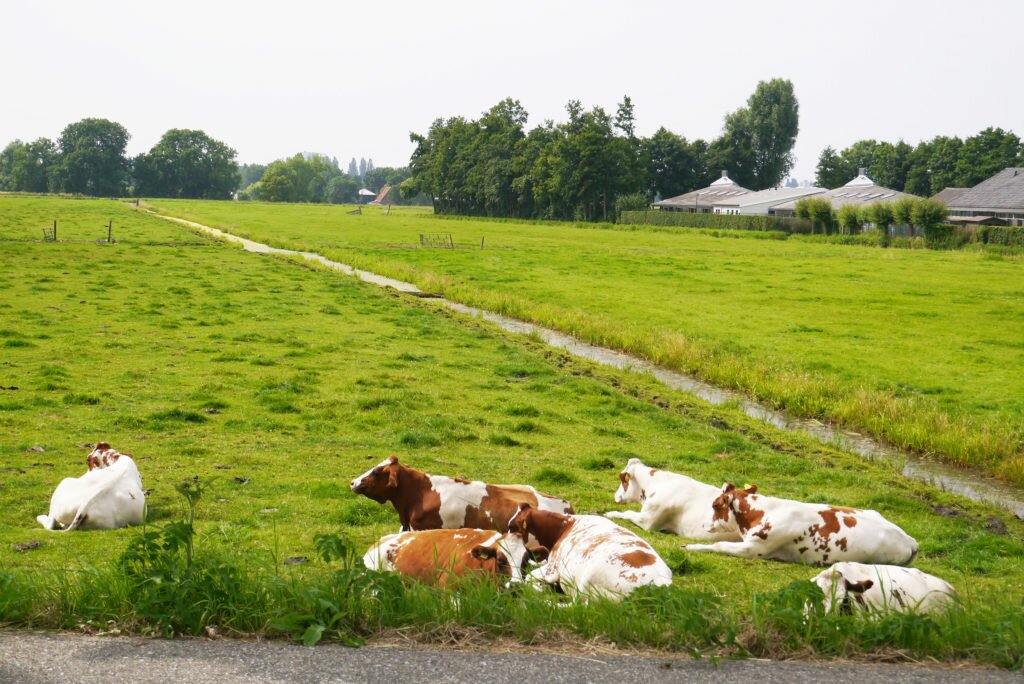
[527, 545, 549, 562]
[518, 503, 532, 512]
[471, 546, 497, 561]
[386, 466, 399, 488]
[387, 455, 399, 465]
[743, 483, 758, 495]
[722, 482, 736, 493]
[627, 457, 641, 466]
[844, 578, 873, 593]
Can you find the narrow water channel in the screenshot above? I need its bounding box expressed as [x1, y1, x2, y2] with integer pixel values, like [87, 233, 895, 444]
[161, 213, 1024, 518]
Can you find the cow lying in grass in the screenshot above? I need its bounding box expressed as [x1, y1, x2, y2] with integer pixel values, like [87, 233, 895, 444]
[811, 562, 957, 614]
[350, 456, 573, 532]
[604, 458, 740, 541]
[684, 483, 918, 566]
[507, 503, 672, 601]
[363, 529, 545, 588]
[36, 442, 145, 531]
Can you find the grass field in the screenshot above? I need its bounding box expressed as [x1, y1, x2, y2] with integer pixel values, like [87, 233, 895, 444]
[1, 196, 1023, 665]
[141, 199, 1024, 485]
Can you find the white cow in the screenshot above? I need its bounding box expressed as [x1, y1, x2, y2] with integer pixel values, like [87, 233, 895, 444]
[685, 483, 918, 566]
[36, 443, 145, 531]
[507, 503, 672, 602]
[811, 562, 958, 614]
[604, 458, 740, 541]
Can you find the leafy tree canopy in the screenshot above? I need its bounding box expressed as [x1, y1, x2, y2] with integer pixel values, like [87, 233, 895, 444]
[134, 129, 239, 199]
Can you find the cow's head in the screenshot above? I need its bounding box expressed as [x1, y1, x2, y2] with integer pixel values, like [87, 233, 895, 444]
[350, 456, 401, 502]
[506, 502, 534, 541]
[470, 533, 548, 587]
[707, 482, 755, 532]
[812, 565, 874, 614]
[613, 458, 645, 504]
[87, 442, 124, 471]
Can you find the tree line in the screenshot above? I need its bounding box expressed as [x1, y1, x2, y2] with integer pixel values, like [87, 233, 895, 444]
[815, 128, 1023, 195]
[406, 79, 800, 221]
[0, 118, 412, 204]
[0, 118, 240, 199]
[238, 155, 418, 204]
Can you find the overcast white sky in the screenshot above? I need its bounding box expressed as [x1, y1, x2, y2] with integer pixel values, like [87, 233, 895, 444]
[2, 1, 1021, 181]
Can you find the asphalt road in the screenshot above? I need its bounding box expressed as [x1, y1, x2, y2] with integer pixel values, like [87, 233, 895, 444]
[0, 633, 1018, 684]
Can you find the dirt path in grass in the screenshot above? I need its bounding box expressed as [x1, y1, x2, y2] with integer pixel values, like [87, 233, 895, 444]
[150, 211, 1024, 519]
[2, 633, 1019, 684]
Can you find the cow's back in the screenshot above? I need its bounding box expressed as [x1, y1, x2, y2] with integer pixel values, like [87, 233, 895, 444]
[818, 562, 956, 613]
[365, 529, 502, 587]
[547, 515, 671, 600]
[449, 482, 571, 532]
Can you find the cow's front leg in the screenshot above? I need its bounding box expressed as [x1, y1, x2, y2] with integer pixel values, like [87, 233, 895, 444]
[684, 540, 767, 559]
[603, 509, 648, 527]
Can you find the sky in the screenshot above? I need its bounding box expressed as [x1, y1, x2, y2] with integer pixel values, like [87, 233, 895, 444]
[2, 0, 1022, 182]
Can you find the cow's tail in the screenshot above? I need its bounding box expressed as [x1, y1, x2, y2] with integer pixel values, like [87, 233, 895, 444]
[59, 484, 113, 532]
[61, 506, 90, 532]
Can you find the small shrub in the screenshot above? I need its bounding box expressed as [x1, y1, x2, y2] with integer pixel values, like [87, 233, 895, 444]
[504, 404, 540, 417]
[62, 393, 100, 406]
[398, 430, 441, 448]
[579, 456, 618, 471]
[532, 467, 577, 485]
[488, 434, 521, 447]
[150, 408, 208, 424]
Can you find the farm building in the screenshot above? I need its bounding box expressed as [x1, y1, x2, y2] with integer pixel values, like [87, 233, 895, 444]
[932, 187, 970, 206]
[712, 186, 826, 216]
[770, 169, 912, 218]
[652, 171, 750, 213]
[945, 167, 1024, 226]
[371, 184, 395, 205]
[357, 188, 377, 204]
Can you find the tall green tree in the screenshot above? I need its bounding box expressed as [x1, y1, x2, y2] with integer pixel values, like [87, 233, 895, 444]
[954, 127, 1022, 187]
[641, 127, 703, 199]
[714, 79, 799, 190]
[0, 138, 57, 192]
[52, 118, 130, 196]
[134, 129, 239, 199]
[815, 146, 846, 188]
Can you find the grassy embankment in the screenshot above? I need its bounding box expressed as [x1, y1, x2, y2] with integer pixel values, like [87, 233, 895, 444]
[0, 196, 1022, 666]
[143, 199, 1024, 485]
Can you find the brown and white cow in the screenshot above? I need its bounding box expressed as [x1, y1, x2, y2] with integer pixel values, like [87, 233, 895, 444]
[36, 442, 145, 531]
[362, 528, 544, 588]
[605, 458, 740, 541]
[506, 504, 673, 601]
[811, 562, 958, 615]
[684, 483, 918, 566]
[350, 457, 573, 532]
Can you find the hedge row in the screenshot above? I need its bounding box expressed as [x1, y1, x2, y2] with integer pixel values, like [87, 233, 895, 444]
[977, 224, 1024, 247]
[619, 210, 814, 234]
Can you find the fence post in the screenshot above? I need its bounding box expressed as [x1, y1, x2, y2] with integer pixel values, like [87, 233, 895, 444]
[108, 220, 112, 243]
[53, 220, 57, 242]
[480, 236, 485, 250]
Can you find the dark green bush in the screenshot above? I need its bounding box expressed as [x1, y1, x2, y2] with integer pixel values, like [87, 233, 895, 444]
[978, 224, 1024, 247]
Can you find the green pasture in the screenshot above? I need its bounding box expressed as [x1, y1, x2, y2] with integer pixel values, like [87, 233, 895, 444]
[0, 196, 1022, 664]
[143, 199, 1024, 485]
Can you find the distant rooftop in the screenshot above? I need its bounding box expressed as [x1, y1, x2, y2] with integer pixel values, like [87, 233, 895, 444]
[947, 168, 1024, 211]
[653, 171, 751, 210]
[771, 169, 912, 212]
[932, 187, 970, 205]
